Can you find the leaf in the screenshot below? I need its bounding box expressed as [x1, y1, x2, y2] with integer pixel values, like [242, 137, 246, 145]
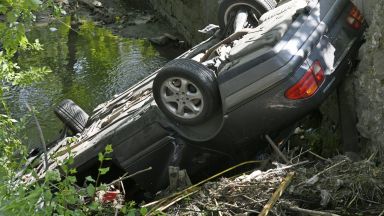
[69, 168, 77, 174]
[98, 167, 109, 175]
[67, 156, 74, 165]
[98, 152, 104, 162]
[45, 170, 61, 182]
[140, 207, 148, 215]
[87, 184, 96, 197]
[127, 209, 136, 216]
[85, 176, 96, 183]
[105, 144, 113, 154]
[67, 176, 77, 184]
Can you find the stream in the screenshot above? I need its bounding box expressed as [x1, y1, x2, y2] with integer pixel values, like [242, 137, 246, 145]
[6, 17, 179, 148]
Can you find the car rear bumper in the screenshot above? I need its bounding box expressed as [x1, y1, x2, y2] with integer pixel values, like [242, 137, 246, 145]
[218, 27, 365, 143]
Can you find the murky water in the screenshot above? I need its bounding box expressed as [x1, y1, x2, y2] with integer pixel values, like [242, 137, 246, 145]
[6, 17, 172, 148]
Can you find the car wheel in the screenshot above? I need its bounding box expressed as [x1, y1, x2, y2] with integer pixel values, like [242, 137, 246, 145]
[218, 0, 277, 35]
[54, 99, 89, 134]
[153, 59, 220, 125]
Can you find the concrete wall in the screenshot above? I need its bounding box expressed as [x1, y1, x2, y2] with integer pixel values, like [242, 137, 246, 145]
[351, 0, 384, 158]
[352, 0, 375, 24]
[150, 0, 375, 45]
[149, 0, 219, 45]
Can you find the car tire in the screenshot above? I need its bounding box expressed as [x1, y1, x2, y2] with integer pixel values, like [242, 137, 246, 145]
[54, 99, 89, 134]
[218, 0, 277, 34]
[153, 59, 220, 125]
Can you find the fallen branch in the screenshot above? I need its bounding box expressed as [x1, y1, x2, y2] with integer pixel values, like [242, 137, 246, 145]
[288, 206, 341, 216]
[265, 135, 291, 165]
[308, 151, 331, 162]
[26, 103, 49, 172]
[106, 167, 152, 187]
[258, 172, 295, 216]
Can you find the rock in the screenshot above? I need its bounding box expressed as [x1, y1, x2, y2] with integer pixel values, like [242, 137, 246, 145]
[163, 33, 178, 41]
[92, 1, 102, 8]
[49, 27, 58, 32]
[149, 35, 170, 46]
[131, 14, 154, 25]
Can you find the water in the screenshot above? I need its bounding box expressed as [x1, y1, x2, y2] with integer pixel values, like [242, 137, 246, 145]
[7, 17, 173, 148]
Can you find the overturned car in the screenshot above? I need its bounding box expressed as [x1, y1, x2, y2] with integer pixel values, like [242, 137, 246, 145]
[26, 0, 366, 194]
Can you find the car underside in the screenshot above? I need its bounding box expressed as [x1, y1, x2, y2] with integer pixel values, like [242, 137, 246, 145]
[23, 0, 366, 195]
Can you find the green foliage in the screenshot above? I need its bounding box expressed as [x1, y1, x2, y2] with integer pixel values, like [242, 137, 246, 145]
[0, 0, 52, 86]
[0, 2, 148, 215]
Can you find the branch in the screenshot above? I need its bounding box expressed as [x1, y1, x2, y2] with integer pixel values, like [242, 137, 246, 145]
[265, 135, 291, 165]
[105, 167, 152, 187]
[26, 103, 49, 172]
[288, 206, 341, 216]
[258, 172, 295, 216]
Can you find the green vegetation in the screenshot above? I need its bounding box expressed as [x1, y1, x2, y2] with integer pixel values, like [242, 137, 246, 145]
[0, 1, 151, 215]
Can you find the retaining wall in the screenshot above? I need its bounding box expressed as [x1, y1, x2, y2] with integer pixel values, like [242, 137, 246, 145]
[149, 0, 219, 45]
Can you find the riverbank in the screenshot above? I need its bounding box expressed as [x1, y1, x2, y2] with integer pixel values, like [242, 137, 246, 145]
[14, 0, 188, 148]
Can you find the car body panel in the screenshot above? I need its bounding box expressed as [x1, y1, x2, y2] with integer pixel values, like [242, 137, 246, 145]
[26, 0, 366, 194]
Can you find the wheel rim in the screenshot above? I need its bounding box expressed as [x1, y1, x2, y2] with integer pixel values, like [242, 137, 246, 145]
[160, 77, 204, 120]
[224, 3, 262, 27]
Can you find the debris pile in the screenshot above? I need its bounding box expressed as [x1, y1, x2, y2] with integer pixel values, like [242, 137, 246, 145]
[162, 156, 384, 215]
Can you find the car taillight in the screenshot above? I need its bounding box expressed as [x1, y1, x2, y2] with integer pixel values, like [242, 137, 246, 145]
[346, 6, 364, 29]
[285, 61, 325, 100]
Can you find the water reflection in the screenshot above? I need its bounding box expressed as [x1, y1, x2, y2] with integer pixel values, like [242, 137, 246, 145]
[8, 17, 169, 148]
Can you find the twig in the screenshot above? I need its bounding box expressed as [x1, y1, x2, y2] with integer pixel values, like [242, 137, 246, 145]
[379, 209, 384, 216]
[242, 195, 258, 203]
[266, 160, 309, 175]
[214, 198, 223, 216]
[106, 167, 152, 187]
[223, 202, 260, 214]
[316, 160, 346, 177]
[156, 189, 199, 213]
[297, 160, 346, 187]
[258, 172, 295, 216]
[265, 135, 291, 165]
[290, 149, 309, 163]
[144, 160, 264, 213]
[347, 194, 358, 208]
[288, 206, 341, 216]
[54, 18, 81, 34]
[26, 103, 49, 172]
[308, 151, 331, 162]
[366, 151, 377, 162]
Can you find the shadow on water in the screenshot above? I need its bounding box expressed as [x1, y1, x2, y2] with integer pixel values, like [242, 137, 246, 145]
[7, 16, 171, 148]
